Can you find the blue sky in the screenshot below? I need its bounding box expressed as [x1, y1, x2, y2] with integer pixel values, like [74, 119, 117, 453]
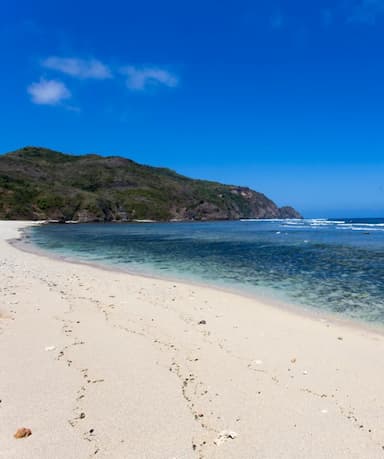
[1, 0, 384, 217]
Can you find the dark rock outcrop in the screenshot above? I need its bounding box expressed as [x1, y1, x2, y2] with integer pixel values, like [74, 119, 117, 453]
[278, 206, 302, 219]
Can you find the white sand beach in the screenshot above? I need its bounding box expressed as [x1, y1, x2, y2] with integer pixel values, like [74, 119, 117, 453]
[1, 220, 384, 458]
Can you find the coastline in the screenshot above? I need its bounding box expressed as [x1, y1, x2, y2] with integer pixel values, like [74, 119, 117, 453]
[15, 222, 384, 337]
[1, 220, 384, 458]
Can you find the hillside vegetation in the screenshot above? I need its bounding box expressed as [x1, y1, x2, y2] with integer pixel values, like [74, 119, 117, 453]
[0, 146, 301, 222]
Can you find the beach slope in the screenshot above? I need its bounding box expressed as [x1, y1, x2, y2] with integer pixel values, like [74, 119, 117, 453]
[0, 221, 383, 458]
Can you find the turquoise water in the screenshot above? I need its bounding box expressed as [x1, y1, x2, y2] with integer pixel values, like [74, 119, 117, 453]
[27, 218, 384, 323]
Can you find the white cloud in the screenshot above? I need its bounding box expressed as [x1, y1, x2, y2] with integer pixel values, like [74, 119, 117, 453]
[346, 0, 384, 24]
[27, 78, 71, 105]
[42, 57, 112, 79]
[121, 66, 178, 90]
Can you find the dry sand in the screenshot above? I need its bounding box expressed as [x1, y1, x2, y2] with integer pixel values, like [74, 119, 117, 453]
[0, 220, 384, 458]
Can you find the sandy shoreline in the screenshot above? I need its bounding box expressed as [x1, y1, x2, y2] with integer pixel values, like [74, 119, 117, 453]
[14, 222, 384, 338]
[1, 221, 384, 458]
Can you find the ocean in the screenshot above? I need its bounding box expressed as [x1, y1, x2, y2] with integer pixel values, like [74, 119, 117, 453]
[26, 218, 384, 324]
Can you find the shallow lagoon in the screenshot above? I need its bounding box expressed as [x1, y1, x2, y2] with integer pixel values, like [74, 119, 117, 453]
[29, 218, 384, 323]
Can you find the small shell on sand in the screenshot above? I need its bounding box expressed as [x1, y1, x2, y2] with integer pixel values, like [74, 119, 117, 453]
[14, 427, 32, 439]
[214, 430, 238, 446]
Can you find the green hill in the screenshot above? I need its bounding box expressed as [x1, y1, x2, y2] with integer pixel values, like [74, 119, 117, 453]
[0, 146, 302, 222]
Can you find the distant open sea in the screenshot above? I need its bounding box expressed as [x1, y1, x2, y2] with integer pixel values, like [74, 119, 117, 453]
[26, 218, 384, 324]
